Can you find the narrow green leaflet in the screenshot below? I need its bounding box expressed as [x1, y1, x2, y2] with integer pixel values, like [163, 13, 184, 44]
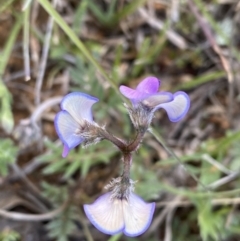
[0, 139, 18, 176]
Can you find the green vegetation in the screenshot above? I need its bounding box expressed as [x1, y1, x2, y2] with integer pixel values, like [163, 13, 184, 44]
[0, 0, 240, 240]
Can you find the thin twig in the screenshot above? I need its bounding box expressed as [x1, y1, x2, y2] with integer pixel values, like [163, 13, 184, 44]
[149, 128, 211, 192]
[188, 0, 234, 118]
[0, 201, 67, 221]
[31, 96, 62, 129]
[11, 163, 42, 195]
[207, 171, 240, 189]
[30, 0, 40, 70]
[10, 163, 51, 209]
[164, 202, 177, 241]
[145, 196, 181, 236]
[11, 141, 61, 183]
[23, 3, 31, 81]
[170, 0, 180, 22]
[157, 197, 240, 208]
[35, 0, 58, 105]
[138, 7, 187, 50]
[201, 154, 233, 175]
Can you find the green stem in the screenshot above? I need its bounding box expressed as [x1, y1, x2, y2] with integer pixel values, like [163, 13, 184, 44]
[0, 0, 16, 13]
[159, 182, 240, 199]
[113, 0, 148, 23]
[0, 16, 22, 76]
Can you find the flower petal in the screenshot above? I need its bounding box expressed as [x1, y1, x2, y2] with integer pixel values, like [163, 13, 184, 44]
[54, 110, 84, 157]
[119, 86, 147, 103]
[61, 92, 98, 125]
[119, 77, 160, 103]
[136, 76, 160, 94]
[84, 193, 124, 235]
[122, 193, 155, 237]
[155, 91, 190, 122]
[142, 92, 173, 109]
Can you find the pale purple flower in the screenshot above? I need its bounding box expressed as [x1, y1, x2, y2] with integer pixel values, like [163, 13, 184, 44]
[119, 76, 190, 122]
[84, 178, 155, 237]
[54, 92, 99, 157]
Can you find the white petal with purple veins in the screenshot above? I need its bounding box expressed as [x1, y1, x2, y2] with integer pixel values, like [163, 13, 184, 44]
[122, 193, 155, 237]
[155, 91, 190, 122]
[84, 193, 124, 235]
[54, 110, 84, 157]
[61, 92, 98, 125]
[136, 76, 160, 94]
[142, 92, 173, 108]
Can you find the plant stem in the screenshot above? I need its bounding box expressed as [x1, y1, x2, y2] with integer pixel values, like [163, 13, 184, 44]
[0, 15, 22, 76]
[122, 153, 131, 180]
[98, 128, 126, 150]
[126, 130, 145, 152]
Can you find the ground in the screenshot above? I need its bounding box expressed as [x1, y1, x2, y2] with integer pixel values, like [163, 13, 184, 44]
[0, 0, 240, 241]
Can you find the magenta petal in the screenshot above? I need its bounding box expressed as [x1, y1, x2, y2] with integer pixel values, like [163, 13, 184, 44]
[119, 86, 148, 103]
[122, 193, 155, 237]
[142, 92, 173, 108]
[119, 77, 160, 103]
[84, 193, 124, 235]
[54, 110, 84, 157]
[61, 92, 98, 125]
[156, 91, 190, 122]
[136, 76, 160, 95]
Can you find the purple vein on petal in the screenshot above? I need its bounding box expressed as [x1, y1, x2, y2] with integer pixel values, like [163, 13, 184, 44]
[122, 193, 155, 237]
[61, 92, 99, 125]
[83, 193, 124, 235]
[155, 91, 190, 122]
[54, 110, 84, 157]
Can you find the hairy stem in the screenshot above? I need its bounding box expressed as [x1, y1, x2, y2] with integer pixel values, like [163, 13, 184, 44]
[98, 128, 126, 150]
[126, 130, 146, 152]
[122, 153, 132, 180]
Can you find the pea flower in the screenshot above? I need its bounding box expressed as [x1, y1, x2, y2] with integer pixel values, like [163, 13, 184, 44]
[84, 177, 155, 237]
[119, 76, 190, 123]
[54, 92, 100, 157]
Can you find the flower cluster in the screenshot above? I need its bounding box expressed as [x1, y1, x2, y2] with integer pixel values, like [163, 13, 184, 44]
[120, 76, 190, 130]
[54, 76, 190, 237]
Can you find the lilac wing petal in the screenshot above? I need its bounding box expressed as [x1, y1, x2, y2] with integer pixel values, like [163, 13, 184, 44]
[61, 92, 98, 125]
[122, 193, 155, 237]
[142, 92, 173, 109]
[155, 91, 190, 122]
[136, 76, 160, 94]
[84, 193, 124, 235]
[54, 110, 84, 157]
